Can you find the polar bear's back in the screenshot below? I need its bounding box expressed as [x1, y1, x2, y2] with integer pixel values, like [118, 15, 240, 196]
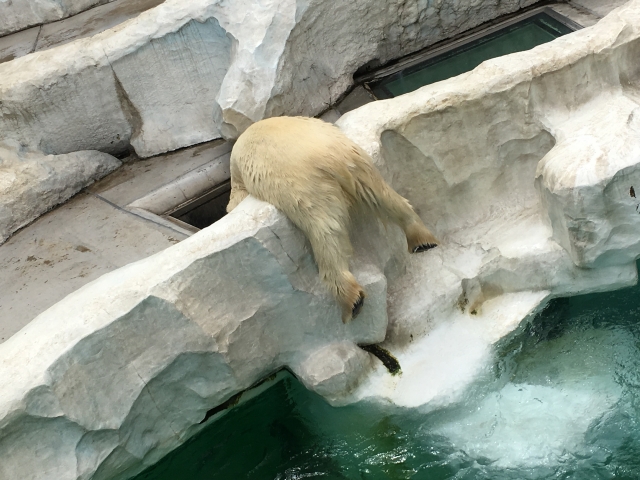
[234, 116, 358, 171]
[231, 116, 375, 215]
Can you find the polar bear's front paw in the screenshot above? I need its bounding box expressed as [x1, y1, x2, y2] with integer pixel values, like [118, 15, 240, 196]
[412, 243, 438, 253]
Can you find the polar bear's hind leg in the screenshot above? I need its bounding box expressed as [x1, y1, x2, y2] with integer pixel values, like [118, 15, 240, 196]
[405, 220, 439, 253]
[283, 191, 366, 323]
[350, 158, 439, 253]
[304, 217, 366, 323]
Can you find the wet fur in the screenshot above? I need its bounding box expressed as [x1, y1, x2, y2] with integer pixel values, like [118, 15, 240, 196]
[227, 116, 438, 322]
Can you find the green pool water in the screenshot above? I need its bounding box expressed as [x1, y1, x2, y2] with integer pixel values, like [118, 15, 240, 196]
[134, 269, 640, 479]
[370, 12, 574, 99]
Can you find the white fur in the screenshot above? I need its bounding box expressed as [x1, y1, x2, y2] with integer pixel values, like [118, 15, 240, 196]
[227, 116, 438, 322]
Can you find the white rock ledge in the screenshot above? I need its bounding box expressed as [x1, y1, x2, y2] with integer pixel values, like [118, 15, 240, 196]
[0, 197, 406, 480]
[336, 0, 640, 407]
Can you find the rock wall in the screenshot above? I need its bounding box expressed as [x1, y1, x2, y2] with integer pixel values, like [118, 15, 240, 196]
[264, 0, 539, 120]
[0, 142, 121, 243]
[0, 0, 541, 244]
[0, 0, 540, 158]
[5, 1, 640, 479]
[0, 0, 114, 37]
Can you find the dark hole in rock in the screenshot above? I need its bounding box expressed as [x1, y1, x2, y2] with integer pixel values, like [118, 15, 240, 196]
[168, 180, 231, 229]
[199, 370, 280, 425]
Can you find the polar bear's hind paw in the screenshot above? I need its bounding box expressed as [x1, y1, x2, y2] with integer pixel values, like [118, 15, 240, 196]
[412, 243, 438, 253]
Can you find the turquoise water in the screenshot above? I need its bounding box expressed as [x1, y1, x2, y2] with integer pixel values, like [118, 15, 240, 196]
[134, 278, 640, 479]
[370, 13, 574, 98]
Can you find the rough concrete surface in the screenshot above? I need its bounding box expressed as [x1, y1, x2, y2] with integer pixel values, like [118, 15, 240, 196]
[0, 139, 227, 344]
[88, 140, 229, 208]
[0, 0, 165, 65]
[0, 0, 114, 37]
[0, 193, 183, 344]
[572, 0, 629, 17]
[0, 26, 39, 64]
[550, 2, 599, 27]
[34, 0, 165, 52]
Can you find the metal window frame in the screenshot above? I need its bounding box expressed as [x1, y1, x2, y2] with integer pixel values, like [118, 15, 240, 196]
[358, 6, 583, 96]
[166, 180, 232, 219]
[125, 142, 233, 236]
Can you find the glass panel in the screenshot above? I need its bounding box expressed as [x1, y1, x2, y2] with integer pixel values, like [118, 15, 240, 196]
[370, 13, 574, 98]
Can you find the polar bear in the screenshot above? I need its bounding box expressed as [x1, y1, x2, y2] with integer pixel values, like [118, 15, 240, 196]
[227, 116, 438, 322]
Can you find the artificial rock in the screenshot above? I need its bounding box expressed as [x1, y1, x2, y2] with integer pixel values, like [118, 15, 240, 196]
[4, 0, 640, 479]
[0, 196, 405, 480]
[0, 143, 121, 244]
[0, 0, 542, 252]
[0, 0, 112, 37]
[337, 0, 640, 407]
[0, 0, 539, 158]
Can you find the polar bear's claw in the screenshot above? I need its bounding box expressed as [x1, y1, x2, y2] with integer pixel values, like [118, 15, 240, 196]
[412, 243, 438, 253]
[351, 293, 365, 320]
